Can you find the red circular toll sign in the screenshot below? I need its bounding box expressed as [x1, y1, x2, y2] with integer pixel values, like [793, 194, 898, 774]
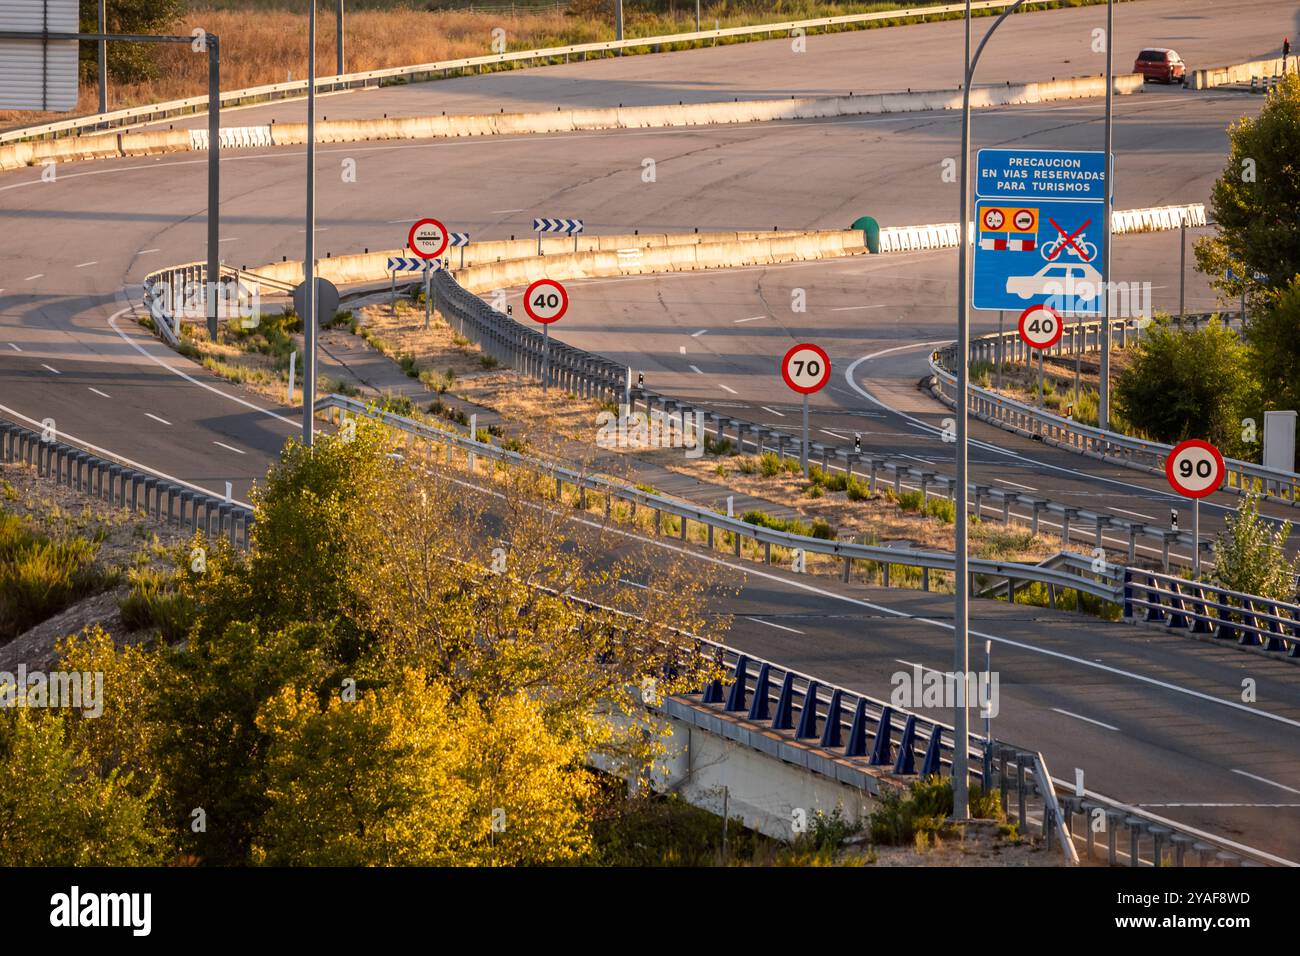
[408, 218, 449, 259]
[1017, 304, 1063, 350]
[1165, 439, 1225, 498]
[781, 343, 831, 394]
[523, 278, 568, 324]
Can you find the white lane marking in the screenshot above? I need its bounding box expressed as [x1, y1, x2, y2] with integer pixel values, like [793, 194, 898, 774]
[1138, 803, 1300, 809]
[213, 440, 246, 455]
[218, 237, 239, 243]
[844, 344, 1241, 517]
[0, 400, 252, 508]
[108, 308, 297, 427]
[821, 429, 851, 440]
[75, 261, 98, 268]
[88, 387, 111, 398]
[995, 477, 1037, 491]
[734, 315, 765, 324]
[386, 218, 419, 224]
[8, 343, 21, 352]
[719, 384, 738, 394]
[1111, 507, 1157, 521]
[145, 413, 172, 426]
[830, 304, 887, 311]
[1051, 708, 1119, 732]
[679, 346, 686, 354]
[691, 329, 708, 337]
[899, 453, 932, 465]
[895, 658, 945, 676]
[760, 406, 785, 417]
[24, 274, 43, 281]
[138, 248, 160, 254]
[488, 208, 526, 214]
[41, 363, 59, 374]
[689, 365, 704, 375]
[1231, 770, 1300, 795]
[745, 616, 805, 635]
[618, 578, 669, 594]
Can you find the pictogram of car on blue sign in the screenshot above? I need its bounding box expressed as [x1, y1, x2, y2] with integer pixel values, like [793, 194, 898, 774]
[1006, 262, 1103, 301]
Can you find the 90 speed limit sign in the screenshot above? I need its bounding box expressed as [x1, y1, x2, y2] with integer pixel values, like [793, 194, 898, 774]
[781, 343, 831, 394]
[1165, 439, 1225, 498]
[522, 278, 569, 324]
[1017, 304, 1063, 350]
[408, 218, 449, 260]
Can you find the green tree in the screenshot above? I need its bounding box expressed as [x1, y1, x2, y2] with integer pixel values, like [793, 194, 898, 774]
[0, 707, 163, 866]
[1212, 492, 1300, 599]
[1195, 74, 1300, 299]
[1244, 276, 1300, 468]
[1113, 318, 1258, 457]
[79, 0, 185, 84]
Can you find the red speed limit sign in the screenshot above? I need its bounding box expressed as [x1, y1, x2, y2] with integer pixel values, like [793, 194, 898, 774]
[1165, 439, 1225, 498]
[408, 218, 449, 259]
[523, 278, 568, 324]
[781, 343, 831, 394]
[1017, 304, 1063, 350]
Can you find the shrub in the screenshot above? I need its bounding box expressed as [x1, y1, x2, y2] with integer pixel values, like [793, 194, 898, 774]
[845, 477, 868, 501]
[0, 516, 108, 641]
[758, 452, 780, 477]
[897, 489, 925, 512]
[118, 567, 196, 642]
[397, 352, 420, 378]
[479, 354, 499, 370]
[925, 497, 957, 524]
[1212, 492, 1300, 599]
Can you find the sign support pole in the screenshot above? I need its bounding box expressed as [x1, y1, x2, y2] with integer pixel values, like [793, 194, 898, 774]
[996, 311, 1003, 390]
[1099, 0, 1114, 429]
[390, 270, 396, 316]
[1038, 348, 1044, 407]
[1193, 498, 1200, 577]
[303, 1, 317, 446]
[424, 267, 431, 329]
[1178, 211, 1187, 323]
[542, 325, 550, 394]
[801, 393, 809, 478]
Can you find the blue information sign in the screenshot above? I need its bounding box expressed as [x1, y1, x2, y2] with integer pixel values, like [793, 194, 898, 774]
[972, 149, 1110, 314]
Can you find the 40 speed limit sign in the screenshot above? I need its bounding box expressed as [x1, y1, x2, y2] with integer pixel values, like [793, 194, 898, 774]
[1165, 439, 1225, 498]
[1017, 304, 1063, 350]
[523, 278, 568, 324]
[780, 343, 831, 394]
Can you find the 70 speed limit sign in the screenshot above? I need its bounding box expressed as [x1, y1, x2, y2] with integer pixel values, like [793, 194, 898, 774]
[1017, 304, 1063, 350]
[1165, 439, 1225, 498]
[781, 343, 831, 394]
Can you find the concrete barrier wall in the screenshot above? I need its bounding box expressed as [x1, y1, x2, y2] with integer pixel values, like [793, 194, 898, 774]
[1191, 55, 1298, 89]
[237, 229, 844, 289]
[0, 72, 1143, 171]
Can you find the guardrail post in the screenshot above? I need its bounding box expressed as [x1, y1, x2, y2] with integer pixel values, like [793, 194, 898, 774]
[841, 556, 851, 583]
[1029, 501, 1043, 537]
[1161, 532, 1174, 572]
[922, 566, 930, 592]
[1127, 524, 1142, 564]
[1061, 508, 1077, 546]
[1094, 515, 1110, 549]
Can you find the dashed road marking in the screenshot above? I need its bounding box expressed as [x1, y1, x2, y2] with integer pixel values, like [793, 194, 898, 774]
[213, 440, 246, 455]
[733, 315, 764, 324]
[88, 387, 111, 398]
[760, 406, 785, 417]
[1052, 708, 1119, 732]
[745, 616, 805, 635]
[40, 363, 59, 374]
[145, 413, 172, 426]
[1231, 770, 1300, 795]
[75, 261, 98, 268]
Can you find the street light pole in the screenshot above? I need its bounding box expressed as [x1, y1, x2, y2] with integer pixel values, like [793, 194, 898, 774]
[206, 36, 220, 343]
[1099, 0, 1114, 428]
[97, 0, 107, 113]
[303, 1, 317, 446]
[954, 0, 1027, 824]
[336, 0, 345, 76]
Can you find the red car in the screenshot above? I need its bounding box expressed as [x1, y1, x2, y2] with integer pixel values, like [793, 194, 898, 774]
[1134, 48, 1186, 84]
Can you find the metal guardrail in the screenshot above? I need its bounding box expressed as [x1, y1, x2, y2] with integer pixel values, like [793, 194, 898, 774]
[928, 315, 1300, 508]
[0, 419, 254, 547]
[317, 393, 1126, 604]
[1123, 568, 1300, 657]
[0, 0, 1065, 145]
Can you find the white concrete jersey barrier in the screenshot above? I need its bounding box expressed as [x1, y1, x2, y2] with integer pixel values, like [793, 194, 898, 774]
[878, 204, 1206, 252]
[0, 72, 1143, 171]
[1191, 54, 1299, 90]
[0, 0, 1080, 147]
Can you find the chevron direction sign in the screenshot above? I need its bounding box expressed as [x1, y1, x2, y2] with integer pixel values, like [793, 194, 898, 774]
[387, 257, 443, 272]
[449, 233, 470, 246]
[533, 218, 584, 234]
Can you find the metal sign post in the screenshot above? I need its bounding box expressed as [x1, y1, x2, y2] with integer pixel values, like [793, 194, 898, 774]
[1099, 0, 1115, 428]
